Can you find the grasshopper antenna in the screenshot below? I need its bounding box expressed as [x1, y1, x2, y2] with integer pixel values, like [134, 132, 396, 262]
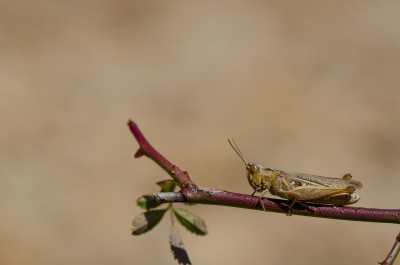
[228, 138, 248, 167]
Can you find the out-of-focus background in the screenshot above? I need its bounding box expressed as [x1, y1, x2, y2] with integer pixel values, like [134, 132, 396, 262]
[1, 1, 400, 265]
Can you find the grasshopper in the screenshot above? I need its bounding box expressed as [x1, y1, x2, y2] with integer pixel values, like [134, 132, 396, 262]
[228, 139, 362, 215]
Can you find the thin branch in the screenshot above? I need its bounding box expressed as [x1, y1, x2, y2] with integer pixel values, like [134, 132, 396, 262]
[379, 232, 400, 265]
[128, 119, 400, 224]
[127, 120, 196, 189]
[140, 189, 400, 224]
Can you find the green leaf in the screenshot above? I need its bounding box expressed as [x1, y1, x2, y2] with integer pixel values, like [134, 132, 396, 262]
[173, 208, 208, 236]
[136, 195, 161, 210]
[157, 179, 177, 192]
[132, 209, 166, 235]
[169, 226, 192, 265]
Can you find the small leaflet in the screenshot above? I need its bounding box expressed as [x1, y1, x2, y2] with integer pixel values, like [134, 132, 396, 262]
[169, 226, 191, 265]
[157, 179, 177, 192]
[173, 208, 208, 236]
[131, 209, 166, 235]
[136, 195, 161, 210]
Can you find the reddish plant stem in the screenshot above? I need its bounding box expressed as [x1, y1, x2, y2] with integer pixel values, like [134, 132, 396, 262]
[149, 189, 400, 224]
[128, 119, 400, 224]
[379, 232, 400, 265]
[127, 120, 196, 189]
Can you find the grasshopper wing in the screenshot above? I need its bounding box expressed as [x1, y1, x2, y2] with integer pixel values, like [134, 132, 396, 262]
[277, 170, 362, 189]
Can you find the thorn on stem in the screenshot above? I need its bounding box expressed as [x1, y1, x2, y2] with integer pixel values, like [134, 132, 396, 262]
[135, 148, 144, 158]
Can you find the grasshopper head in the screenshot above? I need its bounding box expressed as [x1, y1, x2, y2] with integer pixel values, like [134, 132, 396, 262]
[246, 163, 268, 192]
[228, 139, 269, 193]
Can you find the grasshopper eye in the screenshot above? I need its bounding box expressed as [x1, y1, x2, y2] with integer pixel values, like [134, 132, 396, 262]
[248, 164, 259, 174]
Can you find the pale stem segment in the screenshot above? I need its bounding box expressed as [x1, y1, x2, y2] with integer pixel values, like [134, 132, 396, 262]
[379, 232, 400, 265]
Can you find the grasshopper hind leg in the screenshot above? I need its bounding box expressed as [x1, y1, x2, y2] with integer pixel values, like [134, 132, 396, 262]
[287, 200, 316, 216]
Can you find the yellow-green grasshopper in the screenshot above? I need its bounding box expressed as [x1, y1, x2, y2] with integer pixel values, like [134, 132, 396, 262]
[228, 139, 362, 214]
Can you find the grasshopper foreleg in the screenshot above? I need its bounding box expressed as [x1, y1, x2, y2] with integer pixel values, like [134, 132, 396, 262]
[258, 190, 269, 212]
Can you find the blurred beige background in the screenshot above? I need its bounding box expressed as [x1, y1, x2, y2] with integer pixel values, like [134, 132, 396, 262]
[1, 1, 400, 265]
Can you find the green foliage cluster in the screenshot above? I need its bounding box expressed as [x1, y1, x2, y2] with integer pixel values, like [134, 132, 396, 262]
[132, 180, 208, 265]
